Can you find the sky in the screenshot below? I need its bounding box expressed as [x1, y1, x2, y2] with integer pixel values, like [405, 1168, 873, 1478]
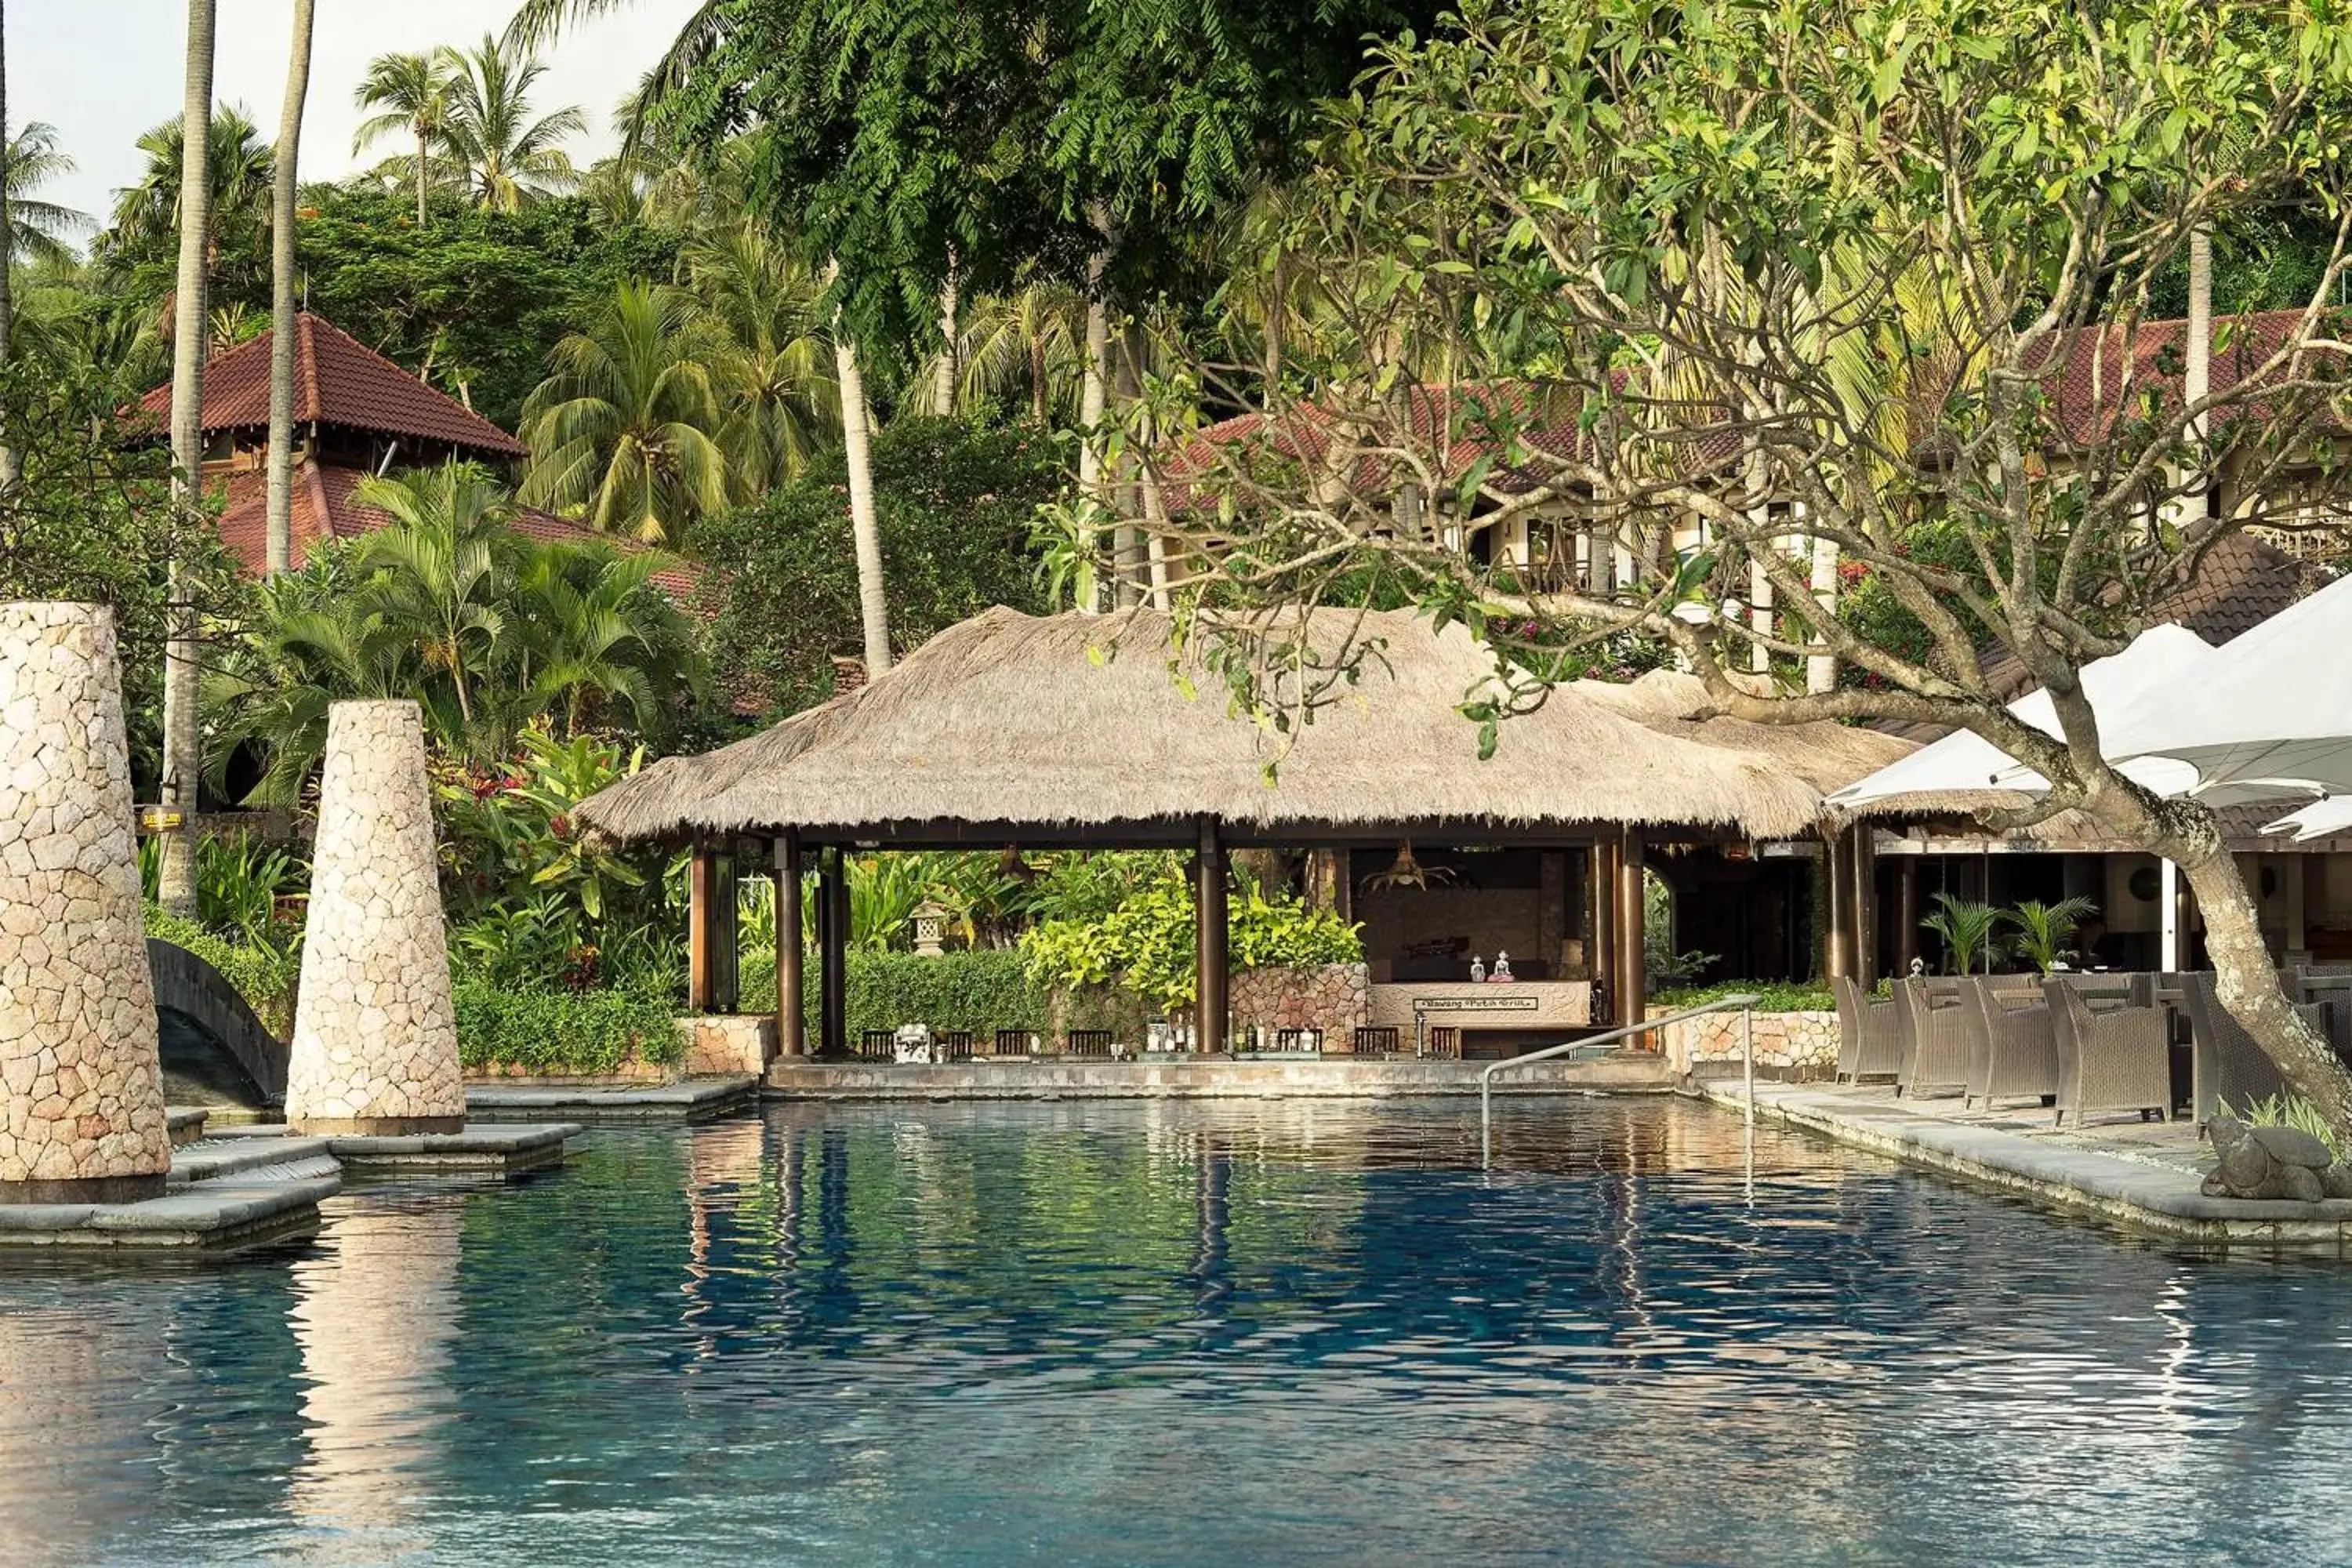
[13, 0, 708, 237]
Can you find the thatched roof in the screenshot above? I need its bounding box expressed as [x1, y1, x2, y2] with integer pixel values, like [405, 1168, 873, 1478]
[579, 607, 1912, 844]
[1572, 670, 1915, 798]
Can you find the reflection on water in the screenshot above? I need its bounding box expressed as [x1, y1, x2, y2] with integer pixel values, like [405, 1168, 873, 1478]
[1, 1098, 2351, 1566]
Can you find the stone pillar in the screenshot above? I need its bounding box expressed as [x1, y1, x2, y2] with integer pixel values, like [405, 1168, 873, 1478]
[0, 603, 171, 1203]
[286, 700, 464, 1136]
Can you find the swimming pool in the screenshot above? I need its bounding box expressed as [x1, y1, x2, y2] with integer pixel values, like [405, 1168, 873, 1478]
[4, 1098, 2349, 1565]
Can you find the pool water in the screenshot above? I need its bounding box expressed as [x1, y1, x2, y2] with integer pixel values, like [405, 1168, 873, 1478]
[5, 1097, 2351, 1566]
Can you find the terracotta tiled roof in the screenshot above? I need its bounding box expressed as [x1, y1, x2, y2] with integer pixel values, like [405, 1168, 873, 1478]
[140, 313, 527, 459]
[209, 460, 699, 599]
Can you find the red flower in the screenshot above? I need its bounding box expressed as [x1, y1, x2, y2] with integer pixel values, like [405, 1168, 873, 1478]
[549, 813, 572, 840]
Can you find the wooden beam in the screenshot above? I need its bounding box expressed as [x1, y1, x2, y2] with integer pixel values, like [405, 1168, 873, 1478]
[1893, 855, 1921, 978]
[1590, 834, 1619, 1024]
[1823, 829, 1853, 980]
[1616, 828, 1646, 1044]
[1196, 818, 1229, 1055]
[818, 846, 849, 1058]
[774, 830, 805, 1059]
[688, 840, 717, 1012]
[1850, 824, 1877, 988]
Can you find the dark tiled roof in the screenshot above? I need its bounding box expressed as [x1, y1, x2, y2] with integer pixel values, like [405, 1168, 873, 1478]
[209, 461, 698, 599]
[140, 313, 527, 459]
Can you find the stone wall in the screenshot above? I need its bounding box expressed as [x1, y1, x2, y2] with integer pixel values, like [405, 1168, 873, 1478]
[1650, 1007, 1839, 1080]
[0, 604, 172, 1203]
[285, 702, 466, 1135]
[677, 1014, 777, 1077]
[1229, 964, 1371, 1046]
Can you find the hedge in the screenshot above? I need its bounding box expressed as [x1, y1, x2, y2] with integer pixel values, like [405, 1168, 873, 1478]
[1651, 979, 1843, 1013]
[452, 982, 681, 1073]
[739, 948, 1147, 1040]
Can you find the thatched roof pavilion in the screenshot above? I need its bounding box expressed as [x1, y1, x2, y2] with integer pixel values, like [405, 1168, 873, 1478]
[585, 607, 1911, 1058]
[583, 608, 1900, 845]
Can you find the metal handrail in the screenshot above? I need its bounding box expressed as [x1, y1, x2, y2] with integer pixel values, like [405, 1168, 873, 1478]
[1479, 993, 1762, 1167]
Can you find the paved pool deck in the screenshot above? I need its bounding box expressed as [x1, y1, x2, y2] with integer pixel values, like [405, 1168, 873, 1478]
[764, 1053, 1676, 1100]
[0, 1134, 339, 1254]
[1700, 1078, 2352, 1251]
[464, 1077, 759, 1123]
[205, 1120, 583, 1177]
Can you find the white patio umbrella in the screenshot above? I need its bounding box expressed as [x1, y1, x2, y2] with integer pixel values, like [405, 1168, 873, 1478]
[1828, 623, 2219, 808]
[2107, 568, 2352, 797]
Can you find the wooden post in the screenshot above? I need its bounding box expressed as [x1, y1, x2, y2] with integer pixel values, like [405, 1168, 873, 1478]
[775, 830, 805, 1059]
[1892, 854, 1921, 978]
[1616, 828, 1646, 1044]
[1590, 834, 1619, 1023]
[1823, 830, 1853, 980]
[1196, 818, 1229, 1055]
[688, 840, 717, 1012]
[1849, 825, 1877, 988]
[818, 846, 849, 1057]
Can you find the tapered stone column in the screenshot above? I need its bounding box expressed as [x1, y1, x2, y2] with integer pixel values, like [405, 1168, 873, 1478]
[285, 701, 464, 1135]
[0, 604, 171, 1203]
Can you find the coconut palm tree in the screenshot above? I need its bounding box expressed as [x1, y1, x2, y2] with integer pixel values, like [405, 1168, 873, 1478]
[158, 0, 220, 919]
[1, 123, 87, 270]
[266, 0, 317, 578]
[520, 281, 728, 543]
[352, 50, 451, 227]
[205, 558, 409, 805]
[908, 281, 1087, 423]
[505, 0, 728, 152]
[434, 34, 585, 212]
[682, 223, 837, 499]
[107, 106, 271, 261]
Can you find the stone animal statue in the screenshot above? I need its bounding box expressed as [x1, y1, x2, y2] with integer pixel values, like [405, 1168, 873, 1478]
[2202, 1114, 2352, 1202]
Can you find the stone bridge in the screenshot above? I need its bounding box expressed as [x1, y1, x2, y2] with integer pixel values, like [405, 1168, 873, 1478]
[147, 938, 287, 1111]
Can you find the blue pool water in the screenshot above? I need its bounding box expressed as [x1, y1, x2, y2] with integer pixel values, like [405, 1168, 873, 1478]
[4, 1097, 2351, 1566]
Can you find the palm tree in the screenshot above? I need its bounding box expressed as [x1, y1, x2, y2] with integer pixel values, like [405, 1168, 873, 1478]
[682, 223, 837, 499]
[505, 0, 728, 151]
[205, 558, 410, 805]
[159, 0, 220, 920]
[499, 538, 704, 741]
[349, 466, 517, 735]
[909, 281, 1087, 423]
[519, 281, 728, 543]
[434, 34, 585, 212]
[352, 50, 450, 227]
[2, 123, 87, 270]
[108, 106, 271, 261]
[266, 0, 317, 579]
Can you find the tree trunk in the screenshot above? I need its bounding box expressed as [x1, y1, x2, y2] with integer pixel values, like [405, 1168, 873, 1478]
[1075, 209, 1114, 613]
[2187, 224, 2212, 473]
[931, 258, 959, 416]
[415, 126, 430, 227]
[264, 0, 316, 579]
[1028, 327, 1047, 424]
[0, 0, 17, 495]
[160, 0, 219, 919]
[2176, 833, 2352, 1131]
[834, 332, 891, 675]
[1806, 532, 1838, 695]
[1113, 321, 1150, 608]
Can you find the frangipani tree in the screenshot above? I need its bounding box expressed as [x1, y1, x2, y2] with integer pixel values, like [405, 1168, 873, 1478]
[1122, 0, 2352, 1131]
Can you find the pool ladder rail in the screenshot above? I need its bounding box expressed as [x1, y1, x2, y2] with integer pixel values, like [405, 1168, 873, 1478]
[1479, 993, 1762, 1167]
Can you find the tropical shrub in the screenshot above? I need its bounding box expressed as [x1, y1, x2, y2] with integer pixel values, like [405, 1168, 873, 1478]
[452, 979, 681, 1073]
[143, 905, 302, 1037]
[1022, 869, 1361, 1016]
[2230, 1092, 2346, 1163]
[2005, 897, 2100, 975]
[436, 725, 662, 925]
[1650, 979, 1842, 1015]
[1922, 893, 2005, 976]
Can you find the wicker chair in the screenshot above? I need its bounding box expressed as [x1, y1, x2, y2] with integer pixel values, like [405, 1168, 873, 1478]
[1894, 978, 1973, 1098]
[1831, 975, 1900, 1082]
[1963, 978, 2056, 1110]
[2183, 975, 2332, 1126]
[2045, 981, 2171, 1127]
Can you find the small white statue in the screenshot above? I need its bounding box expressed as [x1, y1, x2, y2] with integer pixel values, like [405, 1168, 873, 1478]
[1492, 951, 1515, 982]
[1469, 954, 1486, 983]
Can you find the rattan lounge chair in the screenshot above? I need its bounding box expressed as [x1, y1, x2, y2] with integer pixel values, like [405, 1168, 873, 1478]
[1894, 978, 1973, 1098]
[2045, 981, 2171, 1127]
[1831, 975, 1900, 1082]
[2184, 974, 2332, 1126]
[1964, 978, 2057, 1110]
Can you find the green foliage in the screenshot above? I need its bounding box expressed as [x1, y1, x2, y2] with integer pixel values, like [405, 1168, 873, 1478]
[2230, 1092, 2347, 1163]
[143, 905, 302, 1038]
[208, 465, 706, 797]
[1651, 979, 1840, 1014]
[1022, 866, 1360, 1015]
[437, 726, 663, 931]
[292, 187, 681, 430]
[742, 948, 1052, 1038]
[2004, 896, 2101, 975]
[1922, 893, 2008, 976]
[452, 980, 681, 1073]
[696, 415, 1063, 713]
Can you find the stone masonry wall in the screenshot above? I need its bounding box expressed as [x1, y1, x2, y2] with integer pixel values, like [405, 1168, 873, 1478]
[285, 701, 466, 1134]
[1229, 964, 1371, 1047]
[1650, 1007, 1839, 1080]
[0, 604, 171, 1201]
